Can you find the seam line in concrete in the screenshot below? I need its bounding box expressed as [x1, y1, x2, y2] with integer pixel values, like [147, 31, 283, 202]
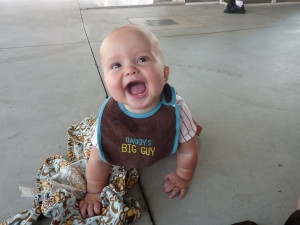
[77, 0, 108, 98]
[138, 180, 156, 225]
[160, 24, 296, 38]
[0, 42, 89, 50]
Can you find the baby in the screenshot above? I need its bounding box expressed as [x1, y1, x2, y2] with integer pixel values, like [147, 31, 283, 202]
[79, 25, 201, 218]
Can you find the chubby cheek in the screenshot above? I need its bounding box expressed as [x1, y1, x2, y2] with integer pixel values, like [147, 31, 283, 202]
[153, 83, 165, 97]
[105, 77, 124, 98]
[149, 75, 166, 94]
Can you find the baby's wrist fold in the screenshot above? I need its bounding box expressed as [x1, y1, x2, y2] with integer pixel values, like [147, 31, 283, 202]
[175, 169, 193, 182]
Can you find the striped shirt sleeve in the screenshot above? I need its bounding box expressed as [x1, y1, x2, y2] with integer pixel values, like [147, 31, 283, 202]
[176, 95, 197, 143]
[91, 95, 196, 147]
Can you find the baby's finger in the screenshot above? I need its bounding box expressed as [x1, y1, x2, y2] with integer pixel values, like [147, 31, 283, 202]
[163, 179, 172, 189]
[79, 200, 84, 210]
[165, 174, 169, 181]
[178, 188, 187, 200]
[164, 172, 175, 181]
[80, 201, 88, 219]
[168, 186, 180, 199]
[87, 203, 95, 218]
[164, 182, 175, 193]
[94, 202, 102, 215]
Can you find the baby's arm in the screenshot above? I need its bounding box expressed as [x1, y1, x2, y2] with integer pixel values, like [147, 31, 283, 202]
[79, 146, 111, 218]
[164, 136, 198, 199]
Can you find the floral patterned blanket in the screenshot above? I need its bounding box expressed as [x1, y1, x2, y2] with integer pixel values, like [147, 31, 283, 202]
[0, 117, 140, 225]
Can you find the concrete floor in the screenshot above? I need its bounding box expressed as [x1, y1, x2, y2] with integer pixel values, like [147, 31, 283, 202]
[1, 1, 300, 225]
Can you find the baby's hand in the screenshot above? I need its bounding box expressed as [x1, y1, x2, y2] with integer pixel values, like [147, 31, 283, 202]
[164, 171, 189, 200]
[79, 192, 102, 219]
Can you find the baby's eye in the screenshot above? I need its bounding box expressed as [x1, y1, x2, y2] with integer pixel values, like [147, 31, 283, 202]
[137, 56, 149, 64]
[111, 63, 121, 69]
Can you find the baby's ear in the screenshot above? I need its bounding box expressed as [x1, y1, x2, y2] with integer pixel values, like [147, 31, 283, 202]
[164, 65, 170, 83]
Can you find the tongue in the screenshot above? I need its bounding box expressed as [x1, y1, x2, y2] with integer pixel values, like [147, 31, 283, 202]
[129, 82, 146, 95]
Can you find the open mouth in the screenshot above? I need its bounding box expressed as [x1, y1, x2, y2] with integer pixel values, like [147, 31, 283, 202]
[125, 81, 146, 96]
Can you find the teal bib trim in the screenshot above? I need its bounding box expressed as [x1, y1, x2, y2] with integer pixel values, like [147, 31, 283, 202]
[97, 97, 111, 163]
[118, 101, 163, 119]
[162, 85, 176, 106]
[118, 84, 177, 119]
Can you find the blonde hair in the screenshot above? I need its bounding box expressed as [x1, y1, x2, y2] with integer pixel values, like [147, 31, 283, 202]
[100, 25, 165, 63]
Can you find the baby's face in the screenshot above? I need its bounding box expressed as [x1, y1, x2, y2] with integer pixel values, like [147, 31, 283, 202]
[100, 27, 169, 114]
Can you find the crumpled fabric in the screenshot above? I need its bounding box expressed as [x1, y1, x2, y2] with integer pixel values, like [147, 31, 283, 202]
[1, 117, 140, 225]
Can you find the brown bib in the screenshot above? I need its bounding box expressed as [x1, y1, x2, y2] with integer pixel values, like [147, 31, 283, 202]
[97, 84, 180, 168]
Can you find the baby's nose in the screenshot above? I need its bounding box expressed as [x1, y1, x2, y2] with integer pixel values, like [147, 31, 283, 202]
[125, 65, 138, 76]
